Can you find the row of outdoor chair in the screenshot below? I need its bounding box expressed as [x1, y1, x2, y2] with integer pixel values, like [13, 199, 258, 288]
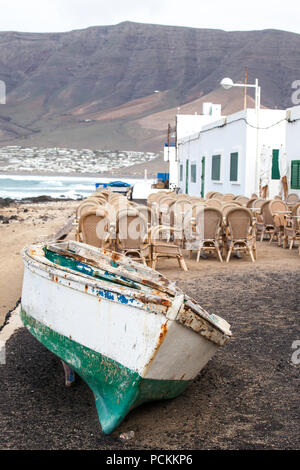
[147, 191, 257, 263]
[75, 188, 299, 269]
[76, 190, 188, 271]
[250, 198, 300, 253]
[147, 190, 299, 261]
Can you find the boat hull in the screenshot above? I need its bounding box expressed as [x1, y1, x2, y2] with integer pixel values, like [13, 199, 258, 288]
[20, 243, 228, 433]
[21, 308, 190, 434]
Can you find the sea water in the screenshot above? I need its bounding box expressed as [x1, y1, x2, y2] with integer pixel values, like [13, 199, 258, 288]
[0, 174, 155, 200]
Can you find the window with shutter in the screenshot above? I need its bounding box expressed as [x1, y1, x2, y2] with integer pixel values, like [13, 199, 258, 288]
[291, 160, 300, 189]
[230, 152, 238, 181]
[191, 164, 197, 183]
[211, 155, 221, 181]
[180, 164, 183, 182]
[271, 149, 280, 180]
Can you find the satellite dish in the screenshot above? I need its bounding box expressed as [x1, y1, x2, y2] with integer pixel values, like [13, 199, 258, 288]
[220, 77, 234, 90]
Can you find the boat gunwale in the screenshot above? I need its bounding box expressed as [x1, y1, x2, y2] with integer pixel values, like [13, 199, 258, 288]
[22, 243, 232, 341]
[22, 246, 172, 314]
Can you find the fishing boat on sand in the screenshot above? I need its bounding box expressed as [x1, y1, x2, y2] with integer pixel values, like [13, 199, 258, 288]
[21, 241, 232, 434]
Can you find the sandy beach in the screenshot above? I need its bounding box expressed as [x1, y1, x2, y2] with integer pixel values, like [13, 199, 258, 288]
[0, 198, 299, 449]
[0, 199, 78, 326]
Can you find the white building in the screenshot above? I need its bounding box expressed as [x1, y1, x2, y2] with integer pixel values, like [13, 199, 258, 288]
[176, 107, 287, 198]
[164, 103, 222, 188]
[286, 105, 300, 198]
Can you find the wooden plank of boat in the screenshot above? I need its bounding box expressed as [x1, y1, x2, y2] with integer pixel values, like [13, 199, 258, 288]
[20, 242, 232, 434]
[46, 217, 75, 242]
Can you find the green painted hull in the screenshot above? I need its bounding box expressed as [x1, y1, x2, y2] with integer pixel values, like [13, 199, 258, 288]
[21, 308, 191, 434]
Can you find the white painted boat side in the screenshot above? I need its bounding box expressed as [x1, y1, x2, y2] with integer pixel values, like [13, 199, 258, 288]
[22, 267, 166, 377]
[21, 265, 218, 381]
[143, 320, 218, 381]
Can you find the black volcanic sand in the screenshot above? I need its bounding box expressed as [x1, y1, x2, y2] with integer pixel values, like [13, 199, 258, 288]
[0, 269, 299, 450]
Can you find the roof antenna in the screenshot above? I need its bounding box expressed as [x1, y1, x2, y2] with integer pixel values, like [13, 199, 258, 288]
[244, 66, 248, 109]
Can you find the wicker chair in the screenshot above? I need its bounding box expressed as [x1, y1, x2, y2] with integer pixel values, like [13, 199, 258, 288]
[222, 203, 241, 217]
[286, 193, 299, 205]
[136, 204, 156, 229]
[255, 200, 275, 241]
[88, 194, 108, 205]
[205, 191, 216, 199]
[149, 225, 188, 271]
[283, 203, 300, 250]
[147, 192, 161, 208]
[235, 196, 250, 206]
[268, 199, 289, 245]
[225, 207, 256, 262]
[169, 200, 193, 246]
[115, 208, 150, 265]
[246, 198, 258, 208]
[211, 192, 223, 200]
[205, 198, 223, 209]
[222, 193, 235, 202]
[189, 196, 205, 204]
[78, 208, 113, 249]
[76, 199, 101, 222]
[157, 196, 178, 225]
[183, 207, 223, 262]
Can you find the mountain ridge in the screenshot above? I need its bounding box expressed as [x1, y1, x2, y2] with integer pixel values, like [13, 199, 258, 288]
[0, 21, 299, 151]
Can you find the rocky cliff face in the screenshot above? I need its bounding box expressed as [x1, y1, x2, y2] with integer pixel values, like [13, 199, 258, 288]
[0, 22, 299, 151]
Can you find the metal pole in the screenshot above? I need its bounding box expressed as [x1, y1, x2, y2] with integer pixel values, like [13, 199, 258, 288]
[244, 67, 248, 109]
[255, 79, 261, 196]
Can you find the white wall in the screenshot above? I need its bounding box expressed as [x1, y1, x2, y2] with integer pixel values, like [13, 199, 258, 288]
[176, 112, 222, 140]
[177, 108, 286, 198]
[286, 105, 300, 198]
[247, 109, 286, 198]
[164, 145, 178, 187]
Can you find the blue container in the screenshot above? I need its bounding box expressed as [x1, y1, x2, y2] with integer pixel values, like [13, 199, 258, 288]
[157, 172, 170, 182]
[95, 183, 108, 190]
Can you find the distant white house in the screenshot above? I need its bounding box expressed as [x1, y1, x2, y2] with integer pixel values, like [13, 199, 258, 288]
[164, 103, 222, 188]
[175, 107, 287, 198]
[286, 105, 300, 198]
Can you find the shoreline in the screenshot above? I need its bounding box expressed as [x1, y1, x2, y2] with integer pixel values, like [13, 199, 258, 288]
[0, 195, 83, 208]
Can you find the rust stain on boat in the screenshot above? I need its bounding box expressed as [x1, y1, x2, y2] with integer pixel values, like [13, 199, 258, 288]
[157, 321, 168, 346]
[143, 321, 169, 375]
[111, 252, 120, 263]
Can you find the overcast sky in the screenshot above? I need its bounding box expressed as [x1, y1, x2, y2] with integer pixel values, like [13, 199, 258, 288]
[0, 0, 299, 34]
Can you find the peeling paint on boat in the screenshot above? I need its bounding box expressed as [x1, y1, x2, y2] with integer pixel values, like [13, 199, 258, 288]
[20, 241, 232, 434]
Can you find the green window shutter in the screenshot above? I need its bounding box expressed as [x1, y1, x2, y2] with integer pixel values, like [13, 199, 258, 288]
[191, 164, 197, 183]
[211, 155, 221, 181]
[271, 149, 280, 180]
[201, 157, 205, 198]
[291, 160, 300, 189]
[230, 152, 238, 181]
[180, 164, 183, 182]
[185, 160, 189, 194]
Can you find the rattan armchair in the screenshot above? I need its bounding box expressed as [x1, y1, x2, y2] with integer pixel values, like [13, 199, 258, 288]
[225, 207, 256, 262]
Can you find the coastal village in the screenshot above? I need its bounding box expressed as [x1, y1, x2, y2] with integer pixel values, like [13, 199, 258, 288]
[0, 146, 158, 175]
